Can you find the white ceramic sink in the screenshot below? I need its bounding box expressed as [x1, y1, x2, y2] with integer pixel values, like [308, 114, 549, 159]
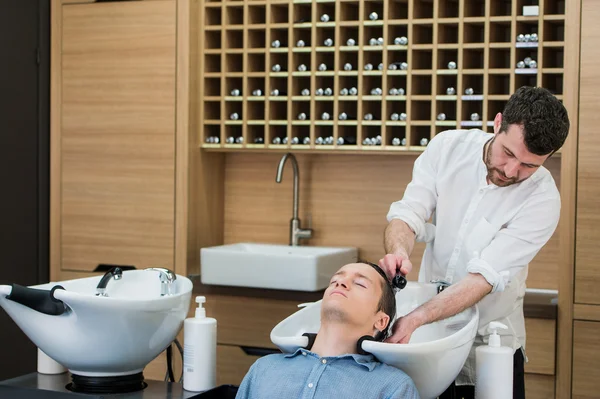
[200, 243, 358, 291]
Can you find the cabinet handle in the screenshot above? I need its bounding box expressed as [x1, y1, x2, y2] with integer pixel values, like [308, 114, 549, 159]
[94, 264, 136, 272]
[240, 346, 281, 357]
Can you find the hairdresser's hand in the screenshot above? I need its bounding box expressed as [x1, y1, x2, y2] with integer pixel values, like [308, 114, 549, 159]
[379, 252, 413, 281]
[384, 314, 422, 344]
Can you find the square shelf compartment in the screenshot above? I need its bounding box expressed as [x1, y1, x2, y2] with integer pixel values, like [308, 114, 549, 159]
[340, 1, 360, 22]
[365, 2, 384, 22]
[204, 54, 221, 73]
[365, 26, 384, 47]
[542, 74, 563, 95]
[340, 26, 360, 47]
[247, 125, 265, 145]
[338, 102, 357, 121]
[364, 51, 384, 72]
[225, 77, 243, 96]
[205, 7, 222, 26]
[438, 49, 459, 70]
[317, 2, 336, 23]
[225, 125, 243, 144]
[225, 6, 243, 26]
[293, 27, 311, 48]
[205, 31, 221, 50]
[413, 49, 433, 70]
[248, 54, 266, 73]
[270, 3, 289, 24]
[413, 24, 433, 44]
[437, 74, 457, 96]
[315, 125, 334, 145]
[516, 21, 539, 40]
[362, 126, 383, 144]
[516, 0, 538, 13]
[413, 1, 433, 19]
[411, 126, 431, 147]
[293, 52, 311, 72]
[292, 101, 310, 120]
[389, 24, 409, 45]
[248, 30, 266, 49]
[543, 47, 564, 68]
[362, 101, 383, 121]
[464, 0, 485, 17]
[248, 77, 265, 97]
[389, 1, 409, 20]
[339, 52, 359, 72]
[491, 0, 512, 16]
[225, 101, 242, 120]
[515, 73, 538, 90]
[292, 126, 311, 145]
[204, 101, 220, 120]
[386, 101, 407, 121]
[516, 48, 538, 69]
[225, 30, 244, 49]
[489, 48, 511, 68]
[490, 21, 512, 43]
[203, 124, 221, 144]
[270, 28, 289, 48]
[544, 0, 565, 15]
[463, 48, 484, 69]
[293, 3, 312, 24]
[544, 20, 564, 42]
[438, 0, 459, 18]
[316, 76, 334, 96]
[339, 76, 359, 96]
[412, 75, 432, 95]
[386, 126, 407, 146]
[269, 125, 288, 145]
[315, 101, 334, 121]
[363, 75, 383, 96]
[316, 27, 336, 48]
[248, 5, 266, 25]
[411, 100, 432, 121]
[387, 75, 407, 96]
[337, 126, 357, 146]
[438, 24, 459, 44]
[461, 101, 483, 124]
[269, 76, 288, 97]
[292, 76, 311, 96]
[464, 22, 485, 44]
[488, 100, 508, 121]
[316, 52, 335, 73]
[270, 53, 288, 73]
[226, 53, 244, 73]
[488, 74, 511, 95]
[269, 101, 287, 121]
[436, 101, 457, 122]
[204, 77, 221, 97]
[462, 74, 484, 96]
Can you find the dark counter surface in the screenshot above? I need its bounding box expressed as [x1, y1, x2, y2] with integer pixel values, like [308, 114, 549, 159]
[191, 276, 558, 320]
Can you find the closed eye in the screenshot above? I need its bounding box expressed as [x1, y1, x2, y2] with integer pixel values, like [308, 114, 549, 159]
[354, 280, 367, 288]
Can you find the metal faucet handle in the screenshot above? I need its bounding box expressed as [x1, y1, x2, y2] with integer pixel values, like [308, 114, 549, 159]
[145, 268, 177, 296]
[431, 279, 451, 293]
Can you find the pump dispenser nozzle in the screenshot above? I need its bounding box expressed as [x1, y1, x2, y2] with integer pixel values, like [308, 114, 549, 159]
[195, 296, 207, 319]
[487, 321, 508, 347]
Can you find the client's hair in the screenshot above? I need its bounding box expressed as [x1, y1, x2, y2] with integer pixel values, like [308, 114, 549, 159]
[358, 260, 397, 341]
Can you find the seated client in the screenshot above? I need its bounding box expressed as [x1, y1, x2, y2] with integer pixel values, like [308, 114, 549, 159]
[235, 261, 420, 399]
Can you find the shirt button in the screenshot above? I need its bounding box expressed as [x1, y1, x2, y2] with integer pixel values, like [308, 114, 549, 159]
[308, 383, 314, 388]
[321, 359, 327, 364]
[302, 352, 307, 356]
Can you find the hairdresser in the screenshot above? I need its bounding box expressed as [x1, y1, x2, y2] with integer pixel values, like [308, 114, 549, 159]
[379, 86, 570, 399]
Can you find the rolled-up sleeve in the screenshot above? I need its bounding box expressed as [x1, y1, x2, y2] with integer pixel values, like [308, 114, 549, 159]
[466, 191, 561, 293]
[386, 133, 443, 242]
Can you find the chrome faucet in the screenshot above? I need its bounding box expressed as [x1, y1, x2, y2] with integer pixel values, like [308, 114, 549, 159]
[96, 267, 123, 297]
[146, 268, 177, 296]
[276, 153, 313, 246]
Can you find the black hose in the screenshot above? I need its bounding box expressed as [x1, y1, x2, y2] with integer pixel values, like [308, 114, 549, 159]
[166, 344, 175, 383]
[174, 339, 184, 383]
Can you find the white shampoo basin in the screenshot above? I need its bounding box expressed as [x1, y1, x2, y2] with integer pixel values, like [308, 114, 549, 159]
[270, 281, 479, 399]
[200, 243, 357, 291]
[0, 270, 192, 377]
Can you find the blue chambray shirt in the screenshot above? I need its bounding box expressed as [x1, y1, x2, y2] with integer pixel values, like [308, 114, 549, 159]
[235, 348, 420, 399]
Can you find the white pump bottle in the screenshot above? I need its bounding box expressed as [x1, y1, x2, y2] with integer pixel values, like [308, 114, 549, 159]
[475, 321, 513, 399]
[183, 296, 217, 392]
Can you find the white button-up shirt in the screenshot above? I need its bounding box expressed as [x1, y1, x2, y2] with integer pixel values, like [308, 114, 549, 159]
[387, 129, 560, 385]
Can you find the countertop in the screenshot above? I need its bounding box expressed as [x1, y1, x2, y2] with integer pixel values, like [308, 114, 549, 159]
[191, 276, 558, 320]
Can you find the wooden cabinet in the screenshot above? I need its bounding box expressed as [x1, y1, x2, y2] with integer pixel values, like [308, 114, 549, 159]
[573, 321, 600, 399]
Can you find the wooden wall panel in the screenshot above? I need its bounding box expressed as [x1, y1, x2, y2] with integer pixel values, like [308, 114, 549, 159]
[573, 321, 600, 399]
[223, 153, 561, 289]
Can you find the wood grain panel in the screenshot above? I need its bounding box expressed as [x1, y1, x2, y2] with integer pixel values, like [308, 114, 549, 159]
[222, 153, 561, 289]
[576, 0, 600, 305]
[574, 304, 600, 322]
[60, 1, 177, 272]
[524, 318, 556, 375]
[573, 320, 600, 398]
[525, 374, 555, 399]
[217, 345, 261, 387]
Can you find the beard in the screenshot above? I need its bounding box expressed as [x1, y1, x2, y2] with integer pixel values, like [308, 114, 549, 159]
[484, 136, 521, 187]
[322, 304, 349, 323]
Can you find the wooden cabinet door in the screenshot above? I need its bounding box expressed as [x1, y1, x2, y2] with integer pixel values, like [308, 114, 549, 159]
[573, 321, 600, 398]
[576, 0, 600, 305]
[58, 1, 177, 272]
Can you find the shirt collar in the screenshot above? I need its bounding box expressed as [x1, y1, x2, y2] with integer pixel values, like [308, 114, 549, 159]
[284, 348, 378, 371]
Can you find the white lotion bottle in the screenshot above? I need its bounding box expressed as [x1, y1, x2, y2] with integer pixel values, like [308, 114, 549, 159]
[475, 321, 513, 399]
[183, 296, 217, 392]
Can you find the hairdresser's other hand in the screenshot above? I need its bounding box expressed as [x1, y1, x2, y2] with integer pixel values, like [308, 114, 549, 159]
[384, 313, 421, 344]
[379, 252, 412, 281]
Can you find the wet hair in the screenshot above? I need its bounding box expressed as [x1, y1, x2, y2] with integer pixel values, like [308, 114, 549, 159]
[499, 86, 570, 156]
[358, 260, 397, 341]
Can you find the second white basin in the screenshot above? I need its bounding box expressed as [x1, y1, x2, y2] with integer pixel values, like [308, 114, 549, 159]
[200, 243, 358, 291]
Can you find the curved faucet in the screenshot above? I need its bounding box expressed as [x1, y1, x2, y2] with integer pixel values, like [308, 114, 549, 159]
[146, 268, 177, 296]
[276, 153, 313, 246]
[96, 267, 123, 297]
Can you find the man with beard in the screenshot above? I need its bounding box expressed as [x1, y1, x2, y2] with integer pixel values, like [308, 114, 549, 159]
[379, 86, 570, 399]
[235, 261, 420, 399]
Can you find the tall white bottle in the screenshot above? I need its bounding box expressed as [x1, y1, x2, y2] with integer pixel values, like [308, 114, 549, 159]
[183, 296, 217, 392]
[475, 322, 513, 399]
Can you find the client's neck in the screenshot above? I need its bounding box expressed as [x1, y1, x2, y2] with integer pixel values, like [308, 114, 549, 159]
[310, 321, 370, 357]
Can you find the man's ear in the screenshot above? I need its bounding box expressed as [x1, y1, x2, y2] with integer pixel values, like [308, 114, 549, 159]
[493, 112, 503, 134]
[373, 311, 390, 334]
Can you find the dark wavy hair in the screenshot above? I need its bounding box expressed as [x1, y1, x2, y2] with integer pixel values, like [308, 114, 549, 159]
[500, 86, 570, 155]
[358, 260, 397, 341]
